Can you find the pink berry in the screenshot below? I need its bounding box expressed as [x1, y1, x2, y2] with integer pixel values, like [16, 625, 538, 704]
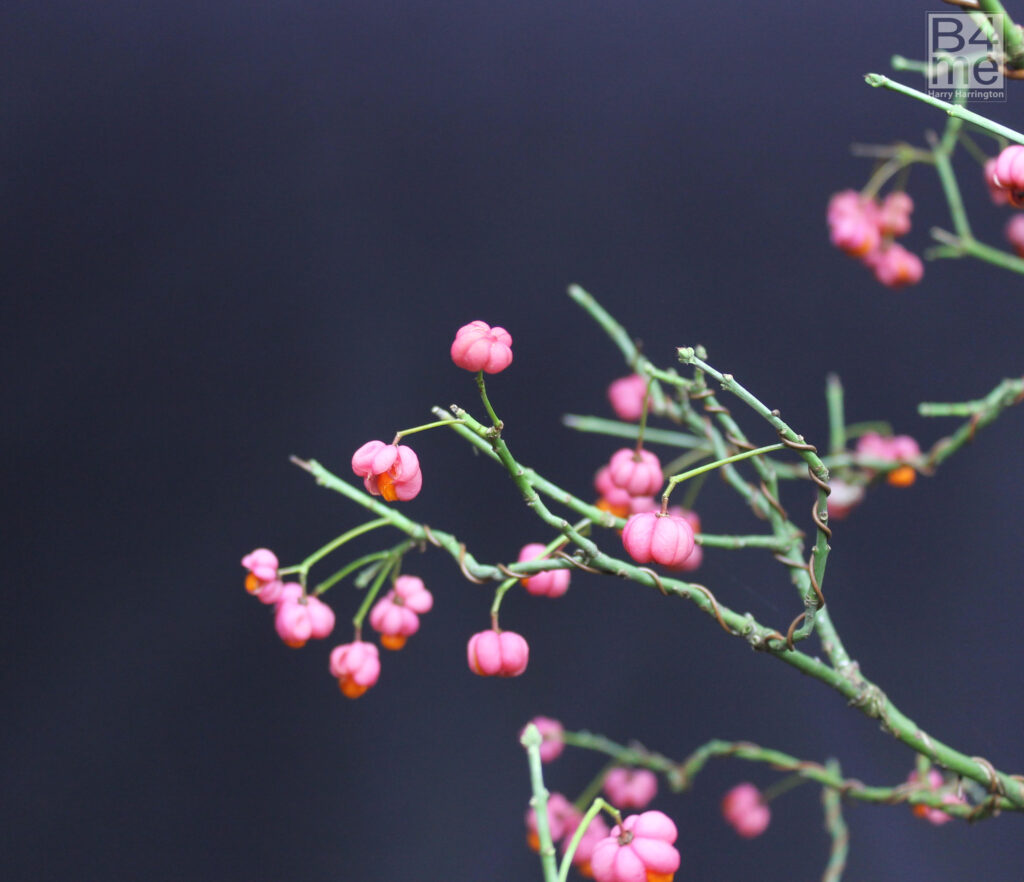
[826, 480, 864, 520]
[251, 578, 285, 605]
[607, 448, 664, 497]
[722, 783, 770, 838]
[826, 190, 864, 225]
[368, 575, 433, 651]
[857, 432, 919, 463]
[525, 793, 581, 849]
[466, 629, 529, 677]
[242, 547, 279, 593]
[888, 434, 921, 461]
[275, 598, 313, 648]
[829, 207, 880, 258]
[868, 243, 923, 288]
[878, 191, 913, 237]
[992, 145, 1024, 202]
[595, 466, 634, 509]
[517, 543, 570, 598]
[329, 640, 381, 699]
[521, 716, 565, 763]
[351, 440, 423, 501]
[855, 431, 890, 460]
[590, 810, 680, 882]
[450, 320, 513, 373]
[604, 767, 658, 810]
[667, 541, 702, 573]
[1006, 214, 1024, 257]
[985, 159, 1011, 205]
[275, 594, 335, 648]
[607, 374, 651, 421]
[622, 511, 695, 568]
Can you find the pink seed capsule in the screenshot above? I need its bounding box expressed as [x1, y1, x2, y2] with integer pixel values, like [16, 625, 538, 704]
[603, 767, 658, 810]
[985, 159, 1011, 205]
[274, 594, 335, 647]
[595, 466, 634, 510]
[607, 374, 651, 421]
[450, 320, 513, 373]
[329, 641, 381, 699]
[878, 191, 913, 237]
[517, 543, 570, 598]
[826, 480, 864, 521]
[869, 243, 923, 288]
[351, 440, 423, 501]
[992, 144, 1024, 194]
[721, 783, 771, 838]
[606, 448, 664, 497]
[369, 576, 432, 651]
[466, 629, 529, 677]
[242, 547, 279, 592]
[1006, 214, 1024, 257]
[622, 511, 695, 568]
[590, 811, 680, 882]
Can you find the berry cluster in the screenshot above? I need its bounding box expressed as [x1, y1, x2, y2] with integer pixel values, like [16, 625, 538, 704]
[827, 190, 923, 288]
[242, 549, 336, 648]
[596, 376, 703, 574]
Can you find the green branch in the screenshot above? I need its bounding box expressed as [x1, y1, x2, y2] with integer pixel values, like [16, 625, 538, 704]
[864, 74, 1024, 144]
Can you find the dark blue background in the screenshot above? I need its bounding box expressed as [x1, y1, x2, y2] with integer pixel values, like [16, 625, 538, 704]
[4, 2, 1023, 880]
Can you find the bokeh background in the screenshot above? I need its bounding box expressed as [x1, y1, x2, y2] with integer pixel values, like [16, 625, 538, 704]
[4, 2, 1023, 879]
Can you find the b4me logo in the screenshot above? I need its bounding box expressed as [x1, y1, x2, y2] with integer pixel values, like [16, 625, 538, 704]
[927, 13, 1006, 101]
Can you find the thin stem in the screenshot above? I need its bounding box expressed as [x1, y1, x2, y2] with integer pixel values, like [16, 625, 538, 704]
[864, 74, 1024, 144]
[561, 414, 705, 449]
[312, 549, 392, 595]
[489, 577, 518, 625]
[821, 760, 849, 882]
[634, 377, 653, 454]
[392, 418, 460, 442]
[928, 227, 1024, 273]
[282, 518, 391, 589]
[957, 129, 993, 165]
[521, 724, 559, 882]
[681, 469, 708, 511]
[929, 120, 972, 241]
[661, 444, 784, 510]
[918, 376, 1024, 468]
[558, 798, 619, 882]
[826, 374, 846, 457]
[860, 156, 908, 200]
[573, 760, 618, 814]
[476, 371, 502, 429]
[760, 772, 808, 804]
[351, 549, 402, 633]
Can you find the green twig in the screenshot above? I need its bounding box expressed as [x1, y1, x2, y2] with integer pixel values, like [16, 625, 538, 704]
[561, 414, 705, 449]
[821, 760, 849, 882]
[521, 724, 559, 882]
[864, 74, 1024, 144]
[662, 444, 784, 509]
